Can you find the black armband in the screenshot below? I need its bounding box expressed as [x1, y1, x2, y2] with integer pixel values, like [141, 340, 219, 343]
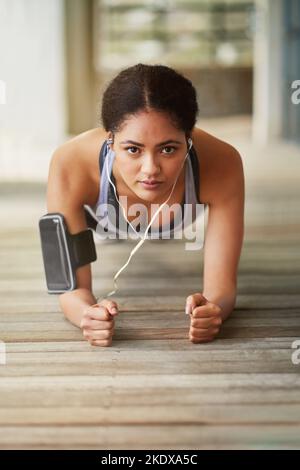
[38, 212, 97, 294]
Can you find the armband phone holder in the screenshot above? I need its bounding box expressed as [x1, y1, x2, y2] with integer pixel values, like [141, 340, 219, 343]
[38, 212, 97, 294]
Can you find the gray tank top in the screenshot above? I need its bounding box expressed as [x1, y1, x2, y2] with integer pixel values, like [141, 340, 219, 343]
[87, 139, 201, 239]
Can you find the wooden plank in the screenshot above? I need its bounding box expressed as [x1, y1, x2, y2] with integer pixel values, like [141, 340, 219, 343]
[0, 354, 297, 376]
[1, 373, 299, 388]
[0, 404, 300, 425]
[1, 250, 300, 273]
[0, 425, 300, 449]
[1, 388, 300, 408]
[1, 274, 299, 295]
[1, 327, 299, 342]
[2, 349, 296, 363]
[2, 309, 300, 322]
[4, 338, 296, 352]
[1, 295, 300, 314]
[1, 315, 300, 329]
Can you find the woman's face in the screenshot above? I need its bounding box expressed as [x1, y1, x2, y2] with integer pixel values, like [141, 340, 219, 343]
[109, 109, 189, 203]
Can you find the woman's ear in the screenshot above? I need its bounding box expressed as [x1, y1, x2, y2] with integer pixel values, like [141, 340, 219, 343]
[107, 132, 114, 150]
[185, 134, 192, 148]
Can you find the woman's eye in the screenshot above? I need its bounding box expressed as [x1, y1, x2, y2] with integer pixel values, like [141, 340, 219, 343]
[162, 146, 176, 154]
[125, 146, 139, 155]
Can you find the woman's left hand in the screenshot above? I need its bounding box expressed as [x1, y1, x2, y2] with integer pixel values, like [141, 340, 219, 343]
[185, 293, 223, 343]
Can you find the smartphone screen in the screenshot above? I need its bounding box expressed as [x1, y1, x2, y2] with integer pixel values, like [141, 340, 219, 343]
[39, 214, 75, 292]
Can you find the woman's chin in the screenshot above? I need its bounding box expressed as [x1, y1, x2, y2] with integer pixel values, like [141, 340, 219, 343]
[137, 188, 166, 203]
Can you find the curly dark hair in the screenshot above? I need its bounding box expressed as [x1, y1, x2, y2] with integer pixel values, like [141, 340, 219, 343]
[100, 63, 199, 139]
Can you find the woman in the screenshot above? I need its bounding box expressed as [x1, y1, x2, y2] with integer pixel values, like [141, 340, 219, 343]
[47, 63, 245, 346]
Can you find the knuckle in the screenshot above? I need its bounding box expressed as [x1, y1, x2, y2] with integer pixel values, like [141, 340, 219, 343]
[103, 329, 112, 340]
[104, 310, 111, 320]
[189, 335, 200, 344]
[201, 336, 214, 343]
[82, 329, 89, 339]
[190, 326, 197, 335]
[189, 329, 197, 338]
[200, 336, 213, 343]
[192, 307, 199, 316]
[189, 330, 213, 343]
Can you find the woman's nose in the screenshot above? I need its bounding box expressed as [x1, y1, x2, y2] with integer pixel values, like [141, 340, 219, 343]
[141, 154, 160, 175]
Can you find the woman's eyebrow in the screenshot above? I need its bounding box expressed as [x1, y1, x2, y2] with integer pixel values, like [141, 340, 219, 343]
[120, 139, 183, 147]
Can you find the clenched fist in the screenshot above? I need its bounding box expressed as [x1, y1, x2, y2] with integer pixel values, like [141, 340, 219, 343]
[185, 293, 222, 343]
[80, 298, 119, 347]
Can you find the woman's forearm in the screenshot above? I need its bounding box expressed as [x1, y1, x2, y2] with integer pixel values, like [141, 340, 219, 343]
[58, 288, 98, 327]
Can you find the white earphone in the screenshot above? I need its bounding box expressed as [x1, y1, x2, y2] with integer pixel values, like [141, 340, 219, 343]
[96, 136, 193, 302]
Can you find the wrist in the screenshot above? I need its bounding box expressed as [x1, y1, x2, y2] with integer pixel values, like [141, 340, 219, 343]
[59, 288, 97, 328]
[202, 289, 236, 321]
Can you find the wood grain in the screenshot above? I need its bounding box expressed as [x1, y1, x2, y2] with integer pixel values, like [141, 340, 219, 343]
[0, 183, 299, 449]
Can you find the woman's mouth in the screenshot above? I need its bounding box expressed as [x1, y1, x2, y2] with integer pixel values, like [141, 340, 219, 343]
[139, 180, 163, 190]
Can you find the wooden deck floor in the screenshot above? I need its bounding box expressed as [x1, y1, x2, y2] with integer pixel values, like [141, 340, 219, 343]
[0, 166, 300, 449]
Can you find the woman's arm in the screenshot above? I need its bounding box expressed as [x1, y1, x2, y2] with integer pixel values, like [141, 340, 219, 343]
[46, 144, 97, 327]
[46, 144, 119, 348]
[202, 148, 245, 321]
[186, 146, 245, 343]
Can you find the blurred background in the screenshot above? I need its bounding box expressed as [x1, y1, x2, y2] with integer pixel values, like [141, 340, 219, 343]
[0, 0, 299, 244]
[0, 0, 299, 238]
[0, 0, 299, 179]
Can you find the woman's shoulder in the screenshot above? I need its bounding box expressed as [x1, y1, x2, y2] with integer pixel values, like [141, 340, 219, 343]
[191, 126, 243, 205]
[56, 127, 107, 163]
[49, 127, 108, 207]
[192, 126, 240, 156]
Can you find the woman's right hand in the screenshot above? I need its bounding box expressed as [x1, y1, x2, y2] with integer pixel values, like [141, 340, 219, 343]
[80, 299, 119, 347]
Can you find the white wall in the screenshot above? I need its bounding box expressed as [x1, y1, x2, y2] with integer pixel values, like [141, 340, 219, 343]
[252, 0, 284, 144]
[0, 0, 67, 181]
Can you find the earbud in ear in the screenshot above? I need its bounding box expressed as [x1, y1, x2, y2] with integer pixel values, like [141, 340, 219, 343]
[107, 131, 114, 146]
[188, 138, 193, 146]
